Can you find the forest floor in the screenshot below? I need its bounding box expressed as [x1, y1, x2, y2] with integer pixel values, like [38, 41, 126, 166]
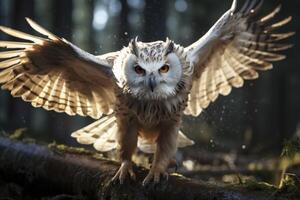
[0, 131, 300, 200]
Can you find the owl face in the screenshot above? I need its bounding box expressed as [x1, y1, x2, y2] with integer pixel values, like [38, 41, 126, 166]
[113, 39, 184, 100]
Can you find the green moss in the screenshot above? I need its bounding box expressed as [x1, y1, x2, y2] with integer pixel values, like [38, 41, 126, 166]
[22, 138, 37, 144]
[241, 179, 277, 192]
[47, 142, 112, 162]
[232, 174, 300, 199]
[0, 128, 37, 144]
[9, 128, 27, 140]
[48, 142, 95, 155]
[92, 153, 107, 160]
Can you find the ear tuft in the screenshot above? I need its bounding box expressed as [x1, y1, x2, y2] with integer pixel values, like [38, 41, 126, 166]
[165, 38, 174, 56]
[129, 37, 139, 56]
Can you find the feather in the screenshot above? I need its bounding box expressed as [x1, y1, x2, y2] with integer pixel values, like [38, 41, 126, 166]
[184, 0, 293, 116]
[0, 57, 21, 69]
[42, 74, 61, 109]
[269, 32, 295, 42]
[0, 19, 116, 119]
[0, 68, 14, 84]
[0, 26, 45, 43]
[260, 5, 281, 23]
[0, 41, 32, 48]
[25, 18, 59, 40]
[71, 115, 118, 152]
[266, 17, 293, 31]
[214, 68, 231, 96]
[237, 39, 293, 52]
[240, 47, 286, 62]
[206, 66, 218, 102]
[198, 68, 210, 109]
[0, 50, 24, 59]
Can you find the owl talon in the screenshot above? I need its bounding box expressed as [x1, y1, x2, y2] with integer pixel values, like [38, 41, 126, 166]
[142, 169, 169, 186]
[112, 161, 136, 184]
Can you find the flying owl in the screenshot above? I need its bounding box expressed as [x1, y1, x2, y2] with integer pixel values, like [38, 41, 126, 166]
[0, 0, 294, 185]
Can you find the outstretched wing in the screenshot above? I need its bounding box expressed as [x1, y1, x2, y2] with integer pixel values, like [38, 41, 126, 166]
[184, 0, 294, 116]
[0, 18, 118, 119]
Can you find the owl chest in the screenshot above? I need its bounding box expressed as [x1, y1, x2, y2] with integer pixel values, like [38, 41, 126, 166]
[117, 94, 188, 126]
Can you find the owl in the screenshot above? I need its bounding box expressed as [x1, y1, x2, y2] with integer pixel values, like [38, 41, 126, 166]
[0, 0, 294, 185]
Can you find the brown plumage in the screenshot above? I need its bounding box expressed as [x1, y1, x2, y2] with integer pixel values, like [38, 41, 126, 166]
[184, 1, 294, 116]
[0, 18, 115, 119]
[0, 0, 293, 185]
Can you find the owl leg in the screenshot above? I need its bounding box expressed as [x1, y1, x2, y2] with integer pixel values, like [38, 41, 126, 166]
[112, 160, 136, 184]
[112, 117, 138, 184]
[142, 123, 179, 186]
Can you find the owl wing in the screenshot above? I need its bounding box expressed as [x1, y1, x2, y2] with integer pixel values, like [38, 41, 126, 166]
[0, 18, 117, 119]
[184, 0, 294, 116]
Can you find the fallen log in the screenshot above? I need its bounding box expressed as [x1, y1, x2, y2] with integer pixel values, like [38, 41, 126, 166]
[0, 137, 297, 200]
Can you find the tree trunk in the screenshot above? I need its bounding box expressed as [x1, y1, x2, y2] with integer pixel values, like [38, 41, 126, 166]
[0, 137, 296, 200]
[143, 0, 167, 42]
[118, 0, 130, 48]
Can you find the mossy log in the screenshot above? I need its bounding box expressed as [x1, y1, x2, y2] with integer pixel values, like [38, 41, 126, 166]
[0, 137, 297, 200]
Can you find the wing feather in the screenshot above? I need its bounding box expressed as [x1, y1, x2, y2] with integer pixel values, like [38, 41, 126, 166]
[0, 50, 25, 59]
[184, 0, 293, 116]
[0, 19, 119, 119]
[198, 68, 210, 109]
[0, 25, 45, 43]
[25, 18, 59, 40]
[214, 67, 231, 96]
[206, 65, 218, 102]
[0, 57, 22, 69]
[0, 41, 32, 48]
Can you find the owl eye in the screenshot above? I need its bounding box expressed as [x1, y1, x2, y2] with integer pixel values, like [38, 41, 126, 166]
[134, 65, 145, 75]
[159, 65, 169, 73]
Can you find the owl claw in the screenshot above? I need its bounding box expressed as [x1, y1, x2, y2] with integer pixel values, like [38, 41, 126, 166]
[168, 158, 178, 173]
[112, 161, 136, 184]
[142, 169, 169, 186]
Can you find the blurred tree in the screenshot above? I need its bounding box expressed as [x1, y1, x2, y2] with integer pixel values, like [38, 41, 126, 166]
[6, 0, 35, 130]
[73, 0, 96, 52]
[0, 1, 3, 25]
[118, 0, 130, 48]
[53, 0, 73, 39]
[143, 0, 167, 41]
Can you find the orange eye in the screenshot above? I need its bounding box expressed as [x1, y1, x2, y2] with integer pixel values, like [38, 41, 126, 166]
[159, 65, 169, 73]
[134, 65, 145, 75]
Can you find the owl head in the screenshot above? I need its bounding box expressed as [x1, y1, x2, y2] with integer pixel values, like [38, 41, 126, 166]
[113, 38, 191, 100]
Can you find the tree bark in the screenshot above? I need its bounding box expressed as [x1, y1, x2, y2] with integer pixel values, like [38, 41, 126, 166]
[0, 137, 295, 200]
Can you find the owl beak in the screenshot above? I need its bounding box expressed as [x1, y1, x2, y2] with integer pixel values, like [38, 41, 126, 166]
[149, 76, 157, 92]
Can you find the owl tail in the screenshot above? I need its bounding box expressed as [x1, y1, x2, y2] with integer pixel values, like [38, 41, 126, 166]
[71, 114, 195, 153]
[71, 114, 118, 152]
[138, 130, 195, 154]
